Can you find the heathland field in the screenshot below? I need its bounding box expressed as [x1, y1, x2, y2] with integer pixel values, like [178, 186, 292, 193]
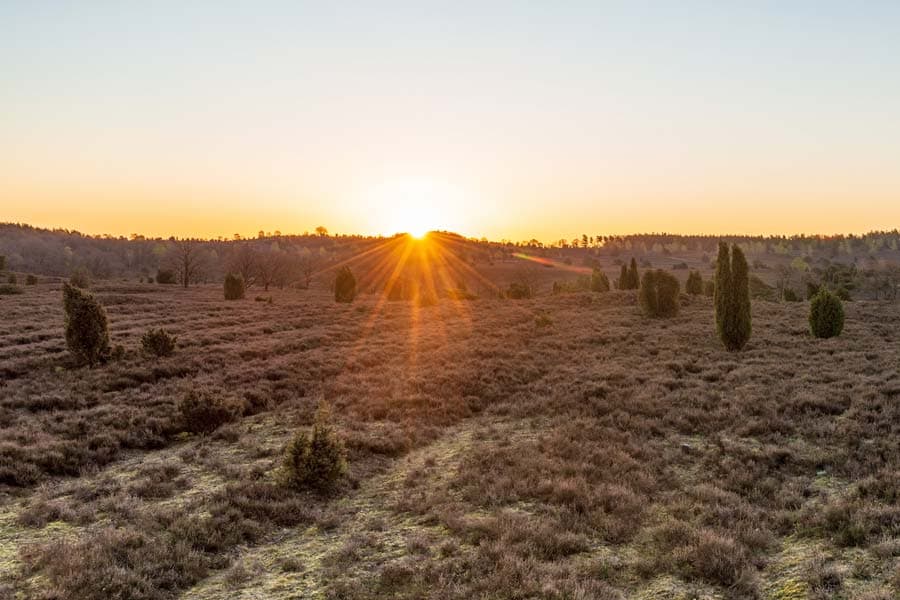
[2, 281, 900, 599]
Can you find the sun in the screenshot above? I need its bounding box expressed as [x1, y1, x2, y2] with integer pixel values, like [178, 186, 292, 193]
[360, 177, 464, 238]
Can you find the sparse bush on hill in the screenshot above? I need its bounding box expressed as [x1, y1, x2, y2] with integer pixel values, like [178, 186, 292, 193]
[69, 267, 90, 288]
[7, 273, 17, 285]
[282, 402, 347, 493]
[685, 271, 703, 295]
[617, 264, 628, 289]
[506, 281, 533, 299]
[224, 273, 245, 300]
[141, 328, 177, 357]
[809, 289, 845, 338]
[591, 268, 610, 292]
[835, 286, 852, 301]
[26, 274, 37, 285]
[639, 269, 680, 317]
[178, 388, 241, 434]
[714, 243, 751, 351]
[783, 288, 800, 302]
[62, 283, 110, 366]
[0, 284, 23, 295]
[156, 269, 176, 284]
[334, 266, 356, 303]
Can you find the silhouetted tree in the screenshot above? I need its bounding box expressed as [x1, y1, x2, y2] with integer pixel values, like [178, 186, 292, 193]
[224, 273, 245, 300]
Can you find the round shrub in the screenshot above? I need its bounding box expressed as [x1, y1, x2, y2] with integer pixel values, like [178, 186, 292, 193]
[62, 283, 110, 367]
[156, 269, 176, 284]
[178, 389, 241, 434]
[639, 269, 680, 317]
[224, 273, 245, 300]
[7, 273, 17, 285]
[26, 274, 37, 285]
[334, 266, 356, 303]
[282, 402, 347, 492]
[141, 328, 177, 357]
[809, 289, 844, 338]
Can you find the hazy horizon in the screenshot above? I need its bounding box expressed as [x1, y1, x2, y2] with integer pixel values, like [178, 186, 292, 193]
[4, 2, 900, 241]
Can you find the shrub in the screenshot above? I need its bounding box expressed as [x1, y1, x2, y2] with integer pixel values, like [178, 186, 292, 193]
[178, 389, 240, 434]
[835, 286, 852, 301]
[685, 271, 703, 295]
[0, 255, 5, 271]
[590, 268, 610, 292]
[714, 243, 751, 351]
[7, 273, 16, 285]
[141, 328, 177, 357]
[809, 289, 844, 338]
[0, 284, 23, 295]
[334, 266, 356, 303]
[639, 270, 680, 317]
[282, 402, 347, 492]
[626, 257, 640, 289]
[26, 274, 37, 285]
[62, 283, 110, 366]
[224, 273, 245, 300]
[506, 282, 533, 299]
[156, 269, 176, 284]
[617, 264, 629, 289]
[69, 268, 90, 288]
[146, 276, 155, 284]
[783, 288, 800, 302]
[703, 280, 715, 297]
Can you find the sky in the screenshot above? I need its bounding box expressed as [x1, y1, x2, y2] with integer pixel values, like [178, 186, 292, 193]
[2, 1, 900, 242]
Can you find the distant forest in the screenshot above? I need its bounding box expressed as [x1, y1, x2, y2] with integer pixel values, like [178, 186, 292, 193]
[2, 222, 899, 299]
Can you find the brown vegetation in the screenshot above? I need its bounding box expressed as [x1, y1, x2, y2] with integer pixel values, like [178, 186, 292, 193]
[1, 272, 899, 598]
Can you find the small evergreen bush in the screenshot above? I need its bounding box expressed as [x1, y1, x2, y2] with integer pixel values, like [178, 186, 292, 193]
[809, 289, 844, 338]
[282, 402, 347, 492]
[7, 273, 17, 285]
[783, 288, 800, 302]
[26, 274, 37, 285]
[590, 268, 610, 292]
[506, 282, 533, 299]
[224, 273, 245, 300]
[703, 280, 715, 297]
[141, 328, 177, 357]
[639, 269, 680, 317]
[62, 283, 110, 366]
[178, 389, 240, 434]
[0, 284, 23, 295]
[334, 267, 356, 303]
[685, 271, 703, 295]
[156, 269, 176, 284]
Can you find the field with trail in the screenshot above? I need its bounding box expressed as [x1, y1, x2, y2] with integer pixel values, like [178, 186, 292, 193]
[2, 279, 900, 599]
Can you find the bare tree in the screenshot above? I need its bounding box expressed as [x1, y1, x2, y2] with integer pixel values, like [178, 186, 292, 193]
[169, 239, 205, 288]
[229, 244, 259, 288]
[297, 252, 319, 289]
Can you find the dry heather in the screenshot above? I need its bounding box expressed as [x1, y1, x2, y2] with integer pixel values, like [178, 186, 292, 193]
[1, 281, 900, 599]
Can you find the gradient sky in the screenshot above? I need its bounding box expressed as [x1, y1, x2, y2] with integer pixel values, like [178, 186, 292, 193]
[3, 2, 900, 241]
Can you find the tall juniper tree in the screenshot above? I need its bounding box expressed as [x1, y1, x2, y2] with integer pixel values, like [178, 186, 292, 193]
[715, 242, 751, 351]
